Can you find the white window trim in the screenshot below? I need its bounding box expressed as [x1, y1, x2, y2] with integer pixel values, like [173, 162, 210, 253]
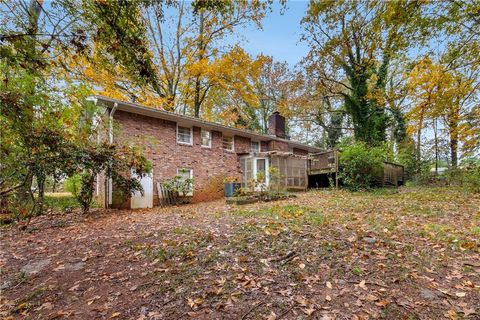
[201, 129, 212, 148]
[222, 134, 235, 152]
[177, 168, 193, 178]
[253, 157, 269, 190]
[176, 124, 193, 145]
[251, 140, 260, 153]
[177, 168, 193, 196]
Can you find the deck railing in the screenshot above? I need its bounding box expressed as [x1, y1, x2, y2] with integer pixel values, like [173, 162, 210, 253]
[308, 150, 339, 174]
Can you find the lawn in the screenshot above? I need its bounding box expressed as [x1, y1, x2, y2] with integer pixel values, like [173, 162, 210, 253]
[0, 187, 479, 319]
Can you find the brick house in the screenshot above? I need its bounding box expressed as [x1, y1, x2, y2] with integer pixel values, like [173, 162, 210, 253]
[91, 96, 323, 209]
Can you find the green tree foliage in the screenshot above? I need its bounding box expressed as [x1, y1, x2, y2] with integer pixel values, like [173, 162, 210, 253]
[0, 0, 152, 223]
[80, 0, 274, 117]
[338, 142, 387, 190]
[81, 0, 160, 93]
[64, 174, 81, 196]
[302, 0, 432, 146]
[71, 143, 152, 214]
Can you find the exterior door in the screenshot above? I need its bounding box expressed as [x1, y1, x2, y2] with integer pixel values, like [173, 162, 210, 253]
[254, 157, 269, 191]
[131, 170, 154, 209]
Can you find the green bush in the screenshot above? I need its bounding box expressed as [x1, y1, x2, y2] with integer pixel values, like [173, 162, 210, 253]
[44, 194, 79, 212]
[444, 158, 480, 193]
[462, 157, 480, 193]
[338, 142, 386, 190]
[163, 169, 194, 202]
[397, 139, 424, 181]
[64, 174, 81, 196]
[463, 167, 480, 193]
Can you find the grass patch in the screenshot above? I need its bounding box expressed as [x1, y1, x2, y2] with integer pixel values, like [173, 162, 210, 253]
[13, 286, 48, 314]
[44, 193, 78, 212]
[351, 266, 363, 276]
[44, 192, 100, 212]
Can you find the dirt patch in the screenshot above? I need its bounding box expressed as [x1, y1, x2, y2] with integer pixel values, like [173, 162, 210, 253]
[1, 187, 479, 319]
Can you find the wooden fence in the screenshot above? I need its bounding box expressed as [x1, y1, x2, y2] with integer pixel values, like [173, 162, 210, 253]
[156, 182, 182, 207]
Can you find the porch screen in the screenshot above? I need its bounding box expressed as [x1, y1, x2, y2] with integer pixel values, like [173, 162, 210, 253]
[240, 157, 253, 186]
[270, 155, 307, 189]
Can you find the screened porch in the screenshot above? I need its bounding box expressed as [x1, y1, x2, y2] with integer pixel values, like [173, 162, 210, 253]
[239, 151, 308, 191]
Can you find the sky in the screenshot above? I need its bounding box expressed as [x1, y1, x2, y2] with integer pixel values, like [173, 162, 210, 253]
[233, 1, 310, 67]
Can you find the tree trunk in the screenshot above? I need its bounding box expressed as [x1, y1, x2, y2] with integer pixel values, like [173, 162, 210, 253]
[193, 11, 204, 118]
[448, 104, 460, 168]
[36, 172, 46, 216]
[416, 114, 424, 167]
[17, 0, 43, 206]
[433, 117, 438, 175]
[450, 137, 458, 168]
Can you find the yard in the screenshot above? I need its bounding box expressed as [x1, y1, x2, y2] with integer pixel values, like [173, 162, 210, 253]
[1, 187, 479, 319]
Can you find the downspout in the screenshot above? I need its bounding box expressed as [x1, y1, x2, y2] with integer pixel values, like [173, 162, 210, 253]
[106, 103, 118, 208]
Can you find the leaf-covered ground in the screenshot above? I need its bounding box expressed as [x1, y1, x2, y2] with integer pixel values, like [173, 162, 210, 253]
[1, 187, 479, 319]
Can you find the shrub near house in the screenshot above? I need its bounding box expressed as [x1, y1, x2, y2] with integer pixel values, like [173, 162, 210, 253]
[338, 142, 387, 190]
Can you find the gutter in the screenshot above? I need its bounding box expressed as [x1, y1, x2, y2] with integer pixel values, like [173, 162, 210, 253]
[91, 95, 324, 153]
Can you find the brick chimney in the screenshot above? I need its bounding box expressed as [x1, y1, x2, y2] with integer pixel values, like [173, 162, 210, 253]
[268, 111, 286, 138]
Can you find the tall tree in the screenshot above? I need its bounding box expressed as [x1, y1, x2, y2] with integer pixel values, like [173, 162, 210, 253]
[301, 0, 431, 145]
[82, 0, 271, 117]
[406, 57, 479, 167]
[286, 69, 348, 148]
[0, 0, 151, 220]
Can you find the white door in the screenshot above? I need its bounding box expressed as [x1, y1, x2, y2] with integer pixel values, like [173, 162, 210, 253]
[131, 170, 153, 209]
[254, 157, 269, 191]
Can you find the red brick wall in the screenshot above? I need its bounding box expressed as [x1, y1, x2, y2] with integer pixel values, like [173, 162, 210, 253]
[261, 141, 269, 152]
[268, 140, 289, 152]
[113, 111, 243, 203]
[234, 135, 251, 154]
[106, 110, 315, 205]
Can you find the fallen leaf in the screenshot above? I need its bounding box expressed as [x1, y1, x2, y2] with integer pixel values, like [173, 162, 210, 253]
[187, 297, 204, 309]
[462, 308, 475, 316]
[68, 284, 79, 291]
[358, 280, 368, 291]
[260, 259, 270, 267]
[266, 311, 277, 320]
[295, 296, 310, 307]
[446, 309, 457, 319]
[216, 277, 226, 285]
[303, 307, 315, 315]
[36, 302, 53, 311]
[366, 294, 379, 302]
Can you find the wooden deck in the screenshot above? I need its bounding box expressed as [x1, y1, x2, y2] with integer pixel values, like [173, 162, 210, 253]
[307, 151, 405, 187]
[307, 150, 339, 175]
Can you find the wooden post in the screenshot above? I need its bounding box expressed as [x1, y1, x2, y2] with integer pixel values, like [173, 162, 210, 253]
[335, 150, 339, 189]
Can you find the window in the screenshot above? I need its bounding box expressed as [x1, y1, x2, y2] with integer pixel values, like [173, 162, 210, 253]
[201, 130, 212, 148]
[240, 157, 253, 185]
[177, 125, 192, 145]
[222, 135, 234, 151]
[177, 168, 193, 196]
[251, 141, 260, 153]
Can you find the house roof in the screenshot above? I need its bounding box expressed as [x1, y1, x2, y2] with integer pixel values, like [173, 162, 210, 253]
[90, 95, 323, 153]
